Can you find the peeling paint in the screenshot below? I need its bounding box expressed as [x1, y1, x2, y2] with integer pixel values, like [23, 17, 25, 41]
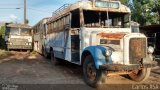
[97, 33, 126, 40]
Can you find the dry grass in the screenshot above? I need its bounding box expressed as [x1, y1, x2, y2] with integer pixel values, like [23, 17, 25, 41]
[30, 51, 38, 55]
[0, 50, 11, 59]
[0, 50, 8, 55]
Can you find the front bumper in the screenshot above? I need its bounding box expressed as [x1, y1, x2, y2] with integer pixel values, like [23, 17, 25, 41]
[7, 45, 32, 50]
[99, 61, 157, 71]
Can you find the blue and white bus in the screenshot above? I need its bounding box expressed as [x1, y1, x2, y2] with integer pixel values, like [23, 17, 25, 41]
[35, 0, 157, 87]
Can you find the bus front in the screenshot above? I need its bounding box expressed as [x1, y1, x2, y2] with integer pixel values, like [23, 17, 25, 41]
[5, 24, 32, 50]
[79, 0, 157, 87]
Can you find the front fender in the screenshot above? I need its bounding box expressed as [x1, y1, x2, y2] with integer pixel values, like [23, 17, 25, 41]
[82, 46, 112, 69]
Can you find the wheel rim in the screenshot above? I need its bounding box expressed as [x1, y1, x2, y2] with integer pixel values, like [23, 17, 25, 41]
[86, 61, 97, 81]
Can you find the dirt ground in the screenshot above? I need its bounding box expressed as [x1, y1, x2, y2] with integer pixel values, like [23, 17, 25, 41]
[0, 51, 160, 90]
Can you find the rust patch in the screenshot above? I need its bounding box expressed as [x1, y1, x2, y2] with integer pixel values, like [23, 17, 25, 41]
[129, 38, 146, 64]
[97, 33, 126, 39]
[130, 39, 143, 57]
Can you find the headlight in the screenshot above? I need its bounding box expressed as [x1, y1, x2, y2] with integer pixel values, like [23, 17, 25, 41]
[148, 46, 154, 54]
[29, 43, 32, 46]
[9, 42, 13, 45]
[105, 49, 112, 56]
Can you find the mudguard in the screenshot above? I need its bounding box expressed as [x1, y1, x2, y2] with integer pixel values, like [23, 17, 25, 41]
[82, 46, 112, 69]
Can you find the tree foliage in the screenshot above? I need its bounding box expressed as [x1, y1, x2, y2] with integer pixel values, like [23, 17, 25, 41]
[130, 0, 160, 26]
[120, 0, 128, 4]
[152, 0, 160, 20]
[0, 26, 5, 38]
[0, 26, 6, 49]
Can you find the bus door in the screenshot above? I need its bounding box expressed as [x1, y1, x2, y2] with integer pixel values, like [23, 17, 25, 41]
[71, 29, 80, 63]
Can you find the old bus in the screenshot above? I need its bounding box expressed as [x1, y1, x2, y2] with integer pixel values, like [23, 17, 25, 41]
[5, 24, 32, 51]
[40, 0, 157, 87]
[32, 18, 49, 55]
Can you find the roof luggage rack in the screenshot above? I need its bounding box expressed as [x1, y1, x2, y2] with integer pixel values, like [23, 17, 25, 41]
[52, 4, 71, 17]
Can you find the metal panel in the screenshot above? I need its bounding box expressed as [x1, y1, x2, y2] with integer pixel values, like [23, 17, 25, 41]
[129, 38, 146, 64]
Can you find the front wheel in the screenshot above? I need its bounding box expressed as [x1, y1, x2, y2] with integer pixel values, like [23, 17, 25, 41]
[83, 55, 105, 87]
[129, 68, 151, 82]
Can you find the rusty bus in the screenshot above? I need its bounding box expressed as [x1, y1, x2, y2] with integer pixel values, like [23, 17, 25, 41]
[32, 18, 49, 55]
[34, 0, 157, 87]
[5, 24, 32, 51]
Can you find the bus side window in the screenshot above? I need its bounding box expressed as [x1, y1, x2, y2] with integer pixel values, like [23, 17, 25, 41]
[71, 9, 80, 28]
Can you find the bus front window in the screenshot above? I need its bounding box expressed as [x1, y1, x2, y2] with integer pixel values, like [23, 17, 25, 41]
[83, 10, 130, 28]
[21, 29, 31, 35]
[7, 28, 19, 35]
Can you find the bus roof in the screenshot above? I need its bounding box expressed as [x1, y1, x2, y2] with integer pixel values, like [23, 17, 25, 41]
[6, 24, 31, 29]
[32, 17, 50, 29]
[48, 0, 130, 23]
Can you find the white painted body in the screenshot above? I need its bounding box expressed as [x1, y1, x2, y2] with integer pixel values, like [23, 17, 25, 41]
[46, 26, 147, 65]
[80, 27, 146, 65]
[46, 31, 72, 61]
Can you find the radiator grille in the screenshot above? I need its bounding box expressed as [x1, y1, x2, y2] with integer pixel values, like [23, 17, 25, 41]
[129, 38, 146, 64]
[10, 38, 28, 45]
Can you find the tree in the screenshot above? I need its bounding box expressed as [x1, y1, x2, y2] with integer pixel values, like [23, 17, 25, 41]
[0, 26, 6, 49]
[0, 26, 5, 38]
[120, 0, 128, 4]
[130, 0, 159, 26]
[152, 0, 160, 24]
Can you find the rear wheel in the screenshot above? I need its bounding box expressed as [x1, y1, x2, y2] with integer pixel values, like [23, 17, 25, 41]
[129, 68, 151, 82]
[42, 47, 49, 58]
[50, 50, 59, 65]
[83, 55, 105, 87]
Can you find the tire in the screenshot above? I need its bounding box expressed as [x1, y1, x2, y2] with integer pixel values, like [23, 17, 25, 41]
[83, 55, 104, 88]
[128, 68, 151, 82]
[50, 50, 59, 65]
[42, 47, 49, 59]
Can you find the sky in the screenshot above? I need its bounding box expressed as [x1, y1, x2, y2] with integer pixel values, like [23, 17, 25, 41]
[0, 0, 78, 26]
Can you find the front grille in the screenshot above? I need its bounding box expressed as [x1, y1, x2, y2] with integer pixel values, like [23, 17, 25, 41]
[10, 38, 28, 45]
[129, 38, 146, 64]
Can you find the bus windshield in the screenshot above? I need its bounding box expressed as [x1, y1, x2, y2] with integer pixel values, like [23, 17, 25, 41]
[83, 10, 130, 28]
[7, 28, 19, 35]
[21, 29, 31, 35]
